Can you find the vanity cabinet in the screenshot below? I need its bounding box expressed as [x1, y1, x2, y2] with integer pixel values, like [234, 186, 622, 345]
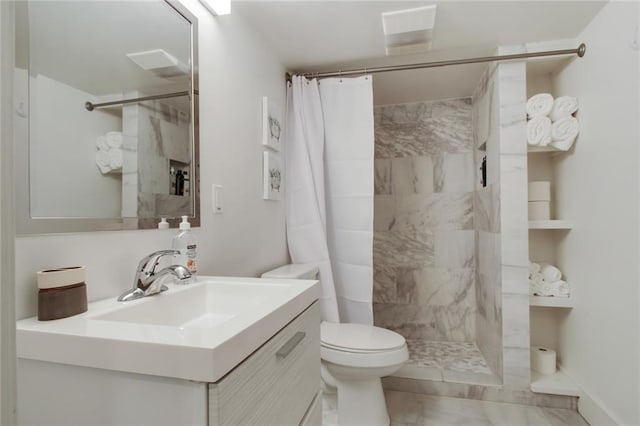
[17, 302, 321, 426]
[209, 301, 321, 425]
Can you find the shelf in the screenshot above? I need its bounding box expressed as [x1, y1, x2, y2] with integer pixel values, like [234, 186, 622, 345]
[530, 369, 581, 397]
[530, 295, 574, 308]
[527, 145, 564, 153]
[528, 220, 573, 229]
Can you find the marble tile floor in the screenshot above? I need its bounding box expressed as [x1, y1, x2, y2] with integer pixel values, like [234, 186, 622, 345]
[405, 339, 493, 374]
[322, 390, 589, 426]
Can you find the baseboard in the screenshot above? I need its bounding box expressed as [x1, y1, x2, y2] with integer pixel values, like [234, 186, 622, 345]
[577, 390, 619, 426]
[558, 366, 619, 425]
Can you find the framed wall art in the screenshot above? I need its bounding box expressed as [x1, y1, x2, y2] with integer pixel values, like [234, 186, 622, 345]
[263, 151, 282, 200]
[262, 96, 282, 151]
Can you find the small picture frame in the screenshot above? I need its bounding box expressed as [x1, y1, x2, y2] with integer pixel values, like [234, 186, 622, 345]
[262, 96, 282, 151]
[263, 151, 282, 200]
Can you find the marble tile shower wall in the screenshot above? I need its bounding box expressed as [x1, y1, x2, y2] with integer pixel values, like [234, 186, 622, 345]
[372, 98, 476, 342]
[379, 55, 539, 403]
[122, 97, 191, 218]
[472, 63, 504, 379]
[494, 51, 530, 391]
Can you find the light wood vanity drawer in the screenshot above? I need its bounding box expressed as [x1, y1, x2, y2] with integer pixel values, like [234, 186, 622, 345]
[208, 302, 320, 426]
[300, 391, 322, 426]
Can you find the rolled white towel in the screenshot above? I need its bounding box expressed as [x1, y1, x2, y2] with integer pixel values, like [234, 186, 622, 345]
[529, 279, 542, 296]
[538, 281, 555, 296]
[526, 93, 554, 119]
[96, 150, 112, 174]
[529, 262, 541, 275]
[527, 116, 552, 146]
[540, 263, 562, 282]
[550, 96, 578, 122]
[106, 131, 123, 148]
[550, 116, 579, 151]
[108, 148, 123, 170]
[96, 136, 109, 151]
[530, 271, 544, 284]
[547, 280, 570, 297]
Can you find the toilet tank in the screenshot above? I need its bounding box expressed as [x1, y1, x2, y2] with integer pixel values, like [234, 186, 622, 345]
[261, 264, 319, 280]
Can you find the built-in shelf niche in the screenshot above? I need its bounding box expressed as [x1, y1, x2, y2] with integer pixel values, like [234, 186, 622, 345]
[525, 44, 579, 397]
[527, 145, 566, 153]
[528, 220, 573, 230]
[531, 370, 581, 397]
[529, 295, 574, 308]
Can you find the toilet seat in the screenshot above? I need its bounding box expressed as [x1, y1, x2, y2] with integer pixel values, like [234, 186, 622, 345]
[321, 322, 406, 351]
[320, 322, 408, 368]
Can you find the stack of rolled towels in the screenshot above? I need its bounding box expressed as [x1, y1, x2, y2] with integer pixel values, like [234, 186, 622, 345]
[529, 261, 570, 298]
[526, 94, 579, 151]
[95, 131, 123, 174]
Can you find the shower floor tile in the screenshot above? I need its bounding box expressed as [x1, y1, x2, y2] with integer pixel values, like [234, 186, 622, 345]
[405, 339, 493, 375]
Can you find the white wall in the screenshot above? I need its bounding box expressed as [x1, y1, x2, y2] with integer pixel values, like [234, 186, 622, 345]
[24, 72, 122, 218]
[552, 3, 639, 424]
[15, 1, 289, 319]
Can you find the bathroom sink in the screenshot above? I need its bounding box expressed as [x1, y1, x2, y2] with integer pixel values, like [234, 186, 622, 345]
[16, 276, 320, 382]
[92, 280, 288, 328]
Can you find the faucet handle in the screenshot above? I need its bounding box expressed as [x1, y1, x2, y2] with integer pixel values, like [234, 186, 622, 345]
[134, 249, 179, 288]
[138, 249, 179, 273]
[120, 250, 186, 302]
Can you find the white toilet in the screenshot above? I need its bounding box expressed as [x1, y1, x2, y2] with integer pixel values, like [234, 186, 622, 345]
[262, 264, 408, 426]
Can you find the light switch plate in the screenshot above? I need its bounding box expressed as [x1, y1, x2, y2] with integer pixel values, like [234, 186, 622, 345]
[212, 184, 223, 214]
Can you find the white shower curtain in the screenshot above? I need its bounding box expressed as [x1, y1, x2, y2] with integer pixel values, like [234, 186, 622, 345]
[285, 75, 374, 325]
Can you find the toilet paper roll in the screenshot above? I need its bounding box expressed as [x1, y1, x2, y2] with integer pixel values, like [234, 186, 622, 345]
[531, 346, 557, 375]
[528, 181, 551, 201]
[37, 266, 86, 290]
[528, 201, 550, 220]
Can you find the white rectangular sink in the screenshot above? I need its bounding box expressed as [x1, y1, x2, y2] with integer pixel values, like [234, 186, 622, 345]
[16, 276, 320, 382]
[92, 281, 288, 328]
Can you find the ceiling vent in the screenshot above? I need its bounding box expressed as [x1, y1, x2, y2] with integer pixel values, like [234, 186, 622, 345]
[382, 5, 437, 56]
[126, 49, 188, 78]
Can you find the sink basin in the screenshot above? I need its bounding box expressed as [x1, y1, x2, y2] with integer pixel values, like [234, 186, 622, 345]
[16, 276, 320, 382]
[92, 281, 290, 328]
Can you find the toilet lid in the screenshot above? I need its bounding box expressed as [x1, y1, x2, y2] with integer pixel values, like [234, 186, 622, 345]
[321, 322, 406, 352]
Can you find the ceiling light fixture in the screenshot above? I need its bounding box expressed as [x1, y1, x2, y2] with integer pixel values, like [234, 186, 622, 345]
[199, 0, 231, 16]
[382, 5, 437, 56]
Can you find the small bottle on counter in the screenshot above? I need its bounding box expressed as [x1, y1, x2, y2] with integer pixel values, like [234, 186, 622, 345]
[170, 167, 176, 194]
[175, 170, 184, 196]
[183, 171, 190, 196]
[171, 216, 197, 283]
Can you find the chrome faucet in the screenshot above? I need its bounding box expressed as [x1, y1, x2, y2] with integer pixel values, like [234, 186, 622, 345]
[118, 250, 192, 302]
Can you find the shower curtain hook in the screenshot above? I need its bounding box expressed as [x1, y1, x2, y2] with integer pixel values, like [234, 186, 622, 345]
[364, 66, 368, 80]
[339, 70, 343, 82]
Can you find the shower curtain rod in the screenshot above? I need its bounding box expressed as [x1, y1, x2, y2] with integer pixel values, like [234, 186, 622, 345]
[85, 90, 190, 111]
[286, 43, 586, 81]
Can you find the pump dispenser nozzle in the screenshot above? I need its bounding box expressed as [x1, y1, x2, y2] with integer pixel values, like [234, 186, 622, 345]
[179, 216, 190, 230]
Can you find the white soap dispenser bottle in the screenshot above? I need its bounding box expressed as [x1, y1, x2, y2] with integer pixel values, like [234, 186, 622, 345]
[172, 216, 197, 283]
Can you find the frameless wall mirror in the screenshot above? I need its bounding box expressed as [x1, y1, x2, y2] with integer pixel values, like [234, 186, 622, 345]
[14, 0, 199, 234]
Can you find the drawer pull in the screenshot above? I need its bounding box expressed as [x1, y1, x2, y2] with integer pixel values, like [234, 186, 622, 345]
[276, 331, 306, 359]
